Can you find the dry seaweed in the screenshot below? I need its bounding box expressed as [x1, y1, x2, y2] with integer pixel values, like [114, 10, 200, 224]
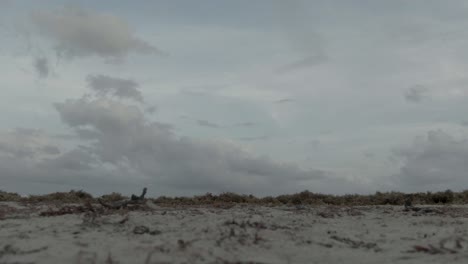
[40, 201, 95, 217]
[0, 244, 48, 258]
[409, 237, 467, 254]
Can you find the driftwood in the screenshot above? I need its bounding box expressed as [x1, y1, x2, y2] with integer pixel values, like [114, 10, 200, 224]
[131, 187, 147, 201]
[98, 188, 147, 209]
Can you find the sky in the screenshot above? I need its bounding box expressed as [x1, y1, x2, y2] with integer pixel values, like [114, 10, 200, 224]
[1, 0, 468, 196]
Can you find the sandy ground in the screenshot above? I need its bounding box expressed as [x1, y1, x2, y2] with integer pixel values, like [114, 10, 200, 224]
[1, 202, 468, 263]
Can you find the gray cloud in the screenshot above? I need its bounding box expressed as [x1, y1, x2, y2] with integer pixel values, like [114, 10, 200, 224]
[30, 7, 160, 61]
[38, 145, 61, 155]
[393, 130, 468, 191]
[237, 135, 269, 142]
[0, 148, 134, 196]
[274, 98, 295, 104]
[404, 85, 429, 103]
[276, 54, 327, 74]
[39, 147, 99, 172]
[0, 128, 137, 195]
[363, 151, 375, 159]
[233, 122, 256, 127]
[197, 119, 220, 128]
[0, 141, 35, 159]
[181, 90, 208, 97]
[188, 117, 257, 129]
[145, 106, 157, 114]
[52, 94, 327, 195]
[0, 74, 331, 195]
[33, 57, 49, 78]
[54, 98, 145, 134]
[0, 128, 59, 159]
[309, 140, 320, 149]
[273, 1, 327, 73]
[87, 74, 143, 102]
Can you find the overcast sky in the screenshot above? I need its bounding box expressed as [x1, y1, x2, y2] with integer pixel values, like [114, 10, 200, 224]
[1, 0, 468, 196]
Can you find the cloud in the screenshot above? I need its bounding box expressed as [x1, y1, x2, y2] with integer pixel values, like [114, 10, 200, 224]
[363, 151, 375, 159]
[145, 106, 157, 114]
[54, 98, 146, 134]
[38, 145, 61, 155]
[33, 57, 49, 78]
[0, 75, 329, 195]
[404, 85, 429, 103]
[393, 130, 468, 191]
[237, 136, 269, 142]
[51, 94, 327, 195]
[0, 147, 132, 195]
[233, 122, 256, 127]
[39, 148, 97, 172]
[181, 115, 256, 130]
[309, 140, 320, 149]
[30, 7, 160, 61]
[273, 1, 327, 73]
[181, 90, 208, 97]
[86, 74, 143, 102]
[0, 128, 60, 159]
[274, 98, 295, 104]
[276, 54, 327, 74]
[197, 119, 220, 128]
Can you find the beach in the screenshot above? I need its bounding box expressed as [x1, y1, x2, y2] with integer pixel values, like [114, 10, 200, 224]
[1, 201, 468, 263]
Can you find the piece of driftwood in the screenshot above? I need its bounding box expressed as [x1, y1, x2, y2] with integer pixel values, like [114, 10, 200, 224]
[131, 187, 147, 201]
[98, 188, 147, 209]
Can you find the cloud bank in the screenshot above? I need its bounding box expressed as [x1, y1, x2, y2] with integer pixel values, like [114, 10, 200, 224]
[1, 77, 327, 195]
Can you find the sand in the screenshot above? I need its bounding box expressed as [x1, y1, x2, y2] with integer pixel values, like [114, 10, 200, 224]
[1, 201, 468, 263]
